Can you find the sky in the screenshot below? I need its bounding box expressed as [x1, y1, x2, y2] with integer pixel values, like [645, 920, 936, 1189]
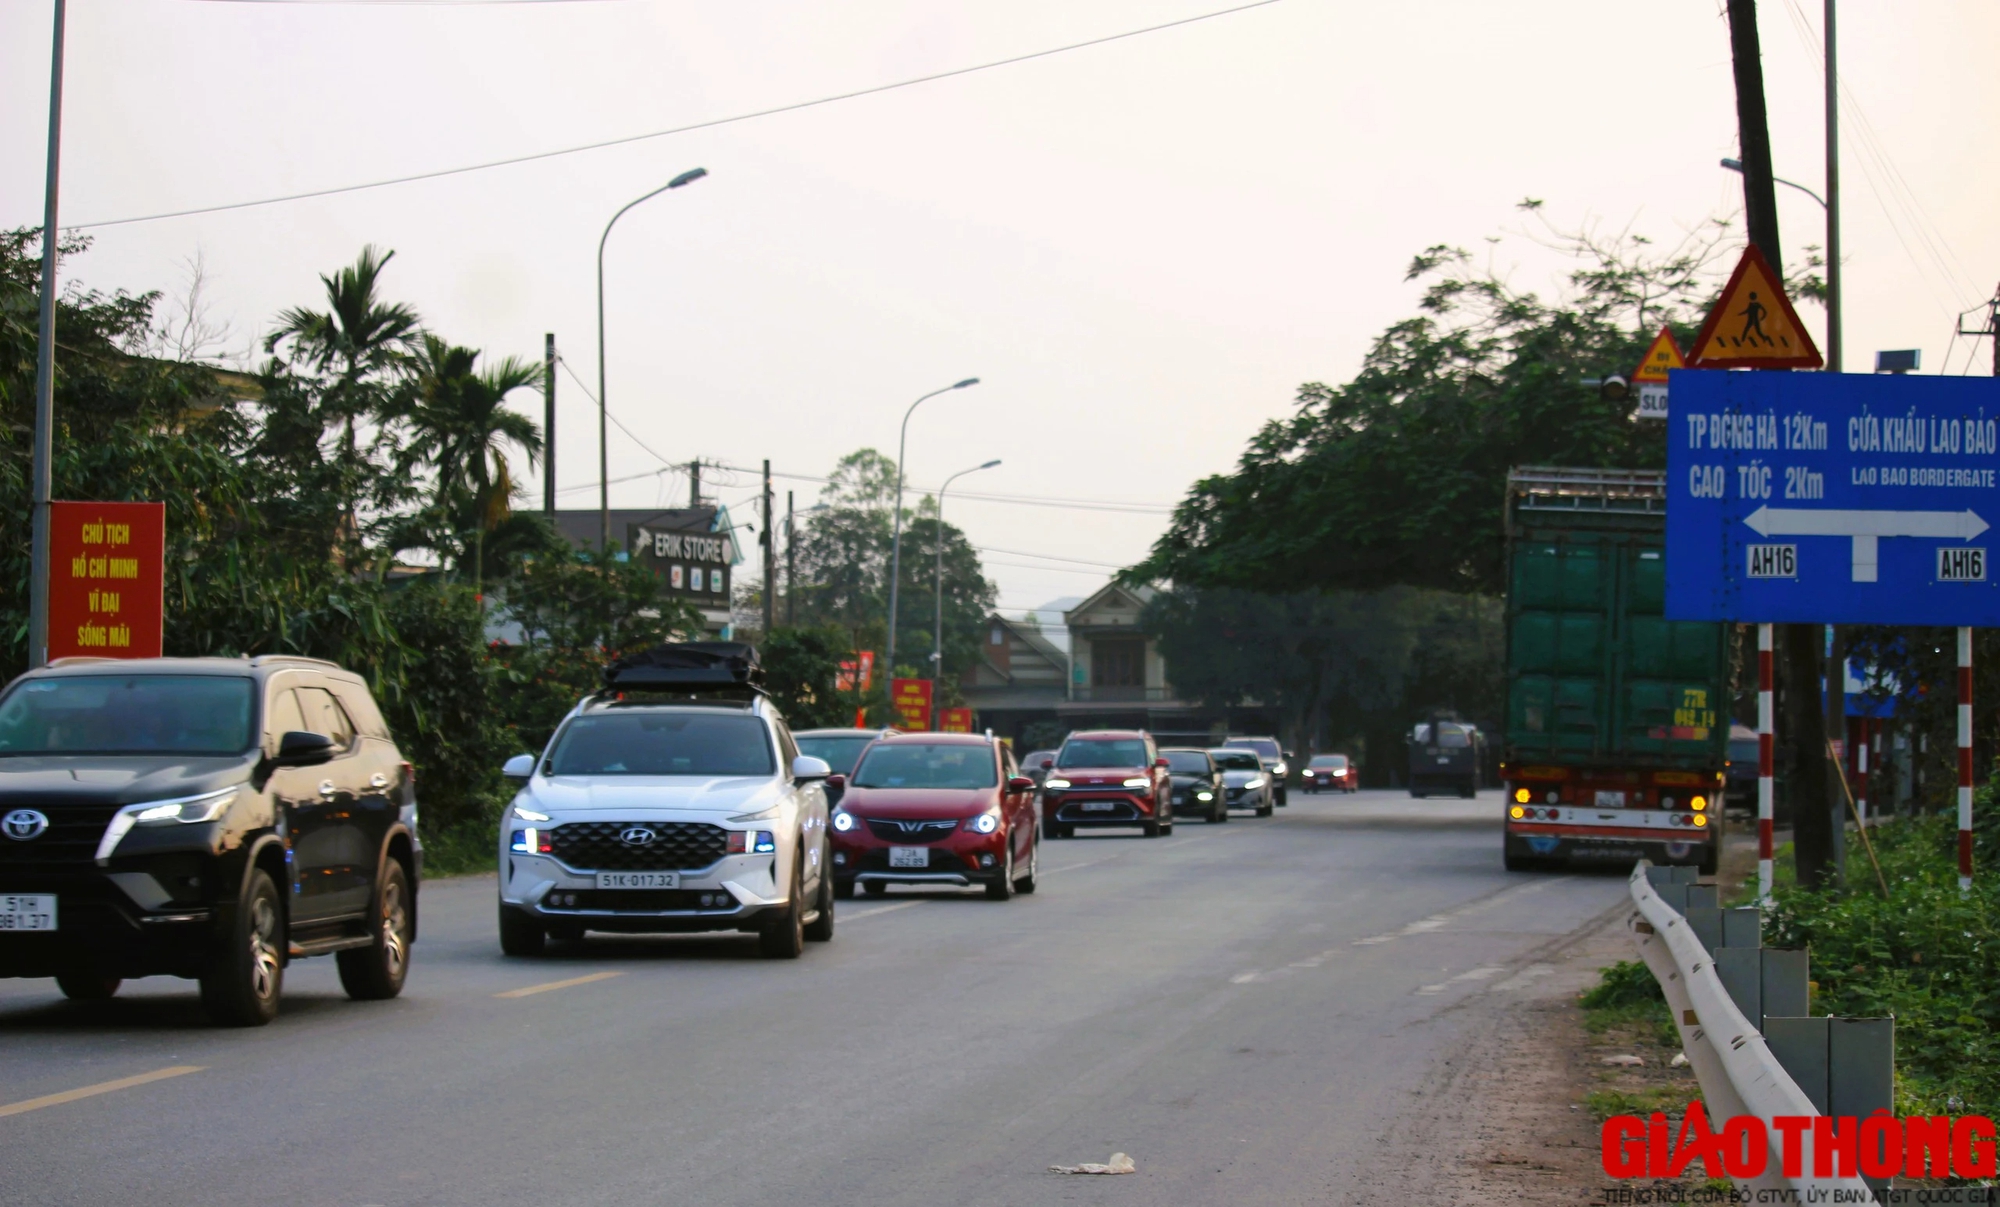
[3, 0, 1997, 625]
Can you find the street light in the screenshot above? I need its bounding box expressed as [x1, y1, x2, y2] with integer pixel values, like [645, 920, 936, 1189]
[595, 166, 707, 551]
[1721, 155, 1839, 373]
[931, 459, 1001, 680]
[1719, 157, 1826, 209]
[884, 377, 980, 685]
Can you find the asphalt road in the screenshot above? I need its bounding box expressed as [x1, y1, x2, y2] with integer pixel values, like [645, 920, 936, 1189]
[0, 789, 1630, 1207]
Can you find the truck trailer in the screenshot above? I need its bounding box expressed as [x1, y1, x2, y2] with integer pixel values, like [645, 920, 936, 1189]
[1500, 467, 1731, 874]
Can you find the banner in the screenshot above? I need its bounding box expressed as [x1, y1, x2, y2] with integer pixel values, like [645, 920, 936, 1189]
[890, 678, 933, 731]
[938, 707, 973, 733]
[836, 651, 875, 693]
[47, 501, 165, 662]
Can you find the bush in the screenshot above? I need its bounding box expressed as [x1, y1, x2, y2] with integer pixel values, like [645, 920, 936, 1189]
[1581, 959, 1664, 1009]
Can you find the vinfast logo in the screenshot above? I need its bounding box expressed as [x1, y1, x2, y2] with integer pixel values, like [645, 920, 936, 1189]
[1600, 1103, 1997, 1180]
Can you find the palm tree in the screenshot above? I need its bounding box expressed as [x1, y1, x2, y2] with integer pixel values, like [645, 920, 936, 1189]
[401, 334, 543, 596]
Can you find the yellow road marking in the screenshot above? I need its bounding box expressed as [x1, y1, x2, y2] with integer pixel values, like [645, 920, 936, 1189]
[0, 1065, 205, 1119]
[494, 970, 625, 999]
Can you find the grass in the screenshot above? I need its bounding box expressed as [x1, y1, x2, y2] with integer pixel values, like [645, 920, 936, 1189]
[1584, 1085, 1693, 1121]
[1581, 959, 1681, 1049]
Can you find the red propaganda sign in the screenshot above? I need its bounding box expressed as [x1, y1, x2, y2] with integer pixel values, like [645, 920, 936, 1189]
[938, 707, 973, 734]
[890, 678, 933, 731]
[47, 501, 166, 661]
[835, 651, 875, 693]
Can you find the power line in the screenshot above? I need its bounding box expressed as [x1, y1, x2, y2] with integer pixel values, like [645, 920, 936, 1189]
[72, 0, 1287, 229]
[975, 545, 1127, 569]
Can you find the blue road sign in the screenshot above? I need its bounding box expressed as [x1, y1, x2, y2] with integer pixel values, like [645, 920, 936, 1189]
[1667, 370, 2000, 625]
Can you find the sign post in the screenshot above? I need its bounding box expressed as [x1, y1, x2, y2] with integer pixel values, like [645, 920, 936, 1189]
[46, 501, 165, 661]
[1758, 623, 1775, 903]
[1632, 326, 1686, 420]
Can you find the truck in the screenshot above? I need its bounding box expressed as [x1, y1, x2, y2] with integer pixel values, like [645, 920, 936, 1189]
[1500, 467, 1730, 874]
[1407, 714, 1484, 798]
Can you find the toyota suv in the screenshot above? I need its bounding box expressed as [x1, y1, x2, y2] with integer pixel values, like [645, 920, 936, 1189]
[1040, 729, 1173, 838]
[0, 656, 420, 1026]
[495, 643, 836, 960]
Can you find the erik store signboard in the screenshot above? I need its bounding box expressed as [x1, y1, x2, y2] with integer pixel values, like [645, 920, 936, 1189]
[627, 520, 734, 602]
[47, 501, 165, 661]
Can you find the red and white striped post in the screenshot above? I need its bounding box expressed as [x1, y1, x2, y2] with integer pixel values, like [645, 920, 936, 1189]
[1959, 626, 1974, 894]
[1854, 718, 1870, 827]
[1758, 623, 1776, 902]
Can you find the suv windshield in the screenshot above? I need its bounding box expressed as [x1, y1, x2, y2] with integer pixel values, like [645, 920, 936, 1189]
[795, 734, 875, 775]
[1226, 738, 1281, 760]
[1210, 750, 1261, 772]
[1310, 755, 1348, 769]
[0, 675, 255, 756]
[1059, 738, 1148, 768]
[1162, 750, 1211, 774]
[852, 744, 996, 790]
[546, 711, 774, 776]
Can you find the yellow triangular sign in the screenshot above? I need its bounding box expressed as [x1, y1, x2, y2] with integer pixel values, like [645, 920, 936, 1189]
[1632, 326, 1685, 384]
[1688, 245, 1823, 369]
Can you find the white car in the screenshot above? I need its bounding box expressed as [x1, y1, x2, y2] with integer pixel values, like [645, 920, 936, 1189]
[494, 652, 835, 960]
[1208, 747, 1274, 817]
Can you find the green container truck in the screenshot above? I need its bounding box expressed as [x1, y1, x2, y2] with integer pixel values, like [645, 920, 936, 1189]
[1500, 467, 1731, 873]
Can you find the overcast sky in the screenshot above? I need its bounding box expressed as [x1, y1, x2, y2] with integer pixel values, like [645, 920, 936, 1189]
[4, 0, 1996, 620]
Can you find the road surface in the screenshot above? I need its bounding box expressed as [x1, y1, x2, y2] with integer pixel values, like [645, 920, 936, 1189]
[0, 789, 1629, 1206]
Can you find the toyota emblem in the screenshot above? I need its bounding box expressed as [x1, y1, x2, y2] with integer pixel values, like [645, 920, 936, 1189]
[618, 826, 657, 847]
[2, 809, 50, 842]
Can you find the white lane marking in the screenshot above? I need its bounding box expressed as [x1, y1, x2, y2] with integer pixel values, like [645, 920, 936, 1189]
[0, 1065, 205, 1119]
[1416, 966, 1505, 995]
[1231, 947, 1342, 984]
[1489, 964, 1555, 992]
[1230, 972, 1259, 984]
[494, 970, 625, 999]
[1351, 877, 1574, 947]
[842, 900, 927, 920]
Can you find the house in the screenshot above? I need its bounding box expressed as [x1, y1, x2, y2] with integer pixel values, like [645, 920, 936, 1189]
[1054, 581, 1215, 740]
[959, 613, 1071, 743]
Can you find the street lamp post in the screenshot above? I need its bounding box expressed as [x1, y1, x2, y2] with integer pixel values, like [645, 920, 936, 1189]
[1720, 154, 1838, 371]
[26, 0, 67, 670]
[884, 377, 979, 687]
[932, 460, 1001, 680]
[595, 166, 707, 552]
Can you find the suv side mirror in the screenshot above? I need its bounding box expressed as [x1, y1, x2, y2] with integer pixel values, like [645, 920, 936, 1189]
[824, 772, 846, 790]
[1039, 757, 1054, 769]
[1007, 775, 1034, 792]
[792, 755, 833, 781]
[274, 730, 335, 767]
[502, 753, 536, 781]
[1154, 757, 1170, 769]
[1285, 751, 1296, 762]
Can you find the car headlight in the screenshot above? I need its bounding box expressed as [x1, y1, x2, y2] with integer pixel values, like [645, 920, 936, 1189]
[726, 830, 779, 853]
[511, 804, 551, 823]
[1274, 763, 1288, 777]
[1243, 777, 1265, 790]
[831, 810, 857, 832]
[968, 810, 1000, 834]
[130, 786, 239, 826]
[510, 827, 554, 854]
[1195, 791, 1214, 801]
[1121, 777, 1150, 789]
[1043, 778, 1070, 789]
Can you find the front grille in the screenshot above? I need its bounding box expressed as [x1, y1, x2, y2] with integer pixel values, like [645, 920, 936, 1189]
[0, 802, 121, 872]
[863, 818, 959, 844]
[1057, 800, 1139, 822]
[554, 889, 737, 912]
[547, 822, 727, 871]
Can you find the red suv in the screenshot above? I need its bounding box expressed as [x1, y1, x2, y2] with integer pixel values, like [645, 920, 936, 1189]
[1041, 729, 1174, 838]
[827, 734, 1039, 901]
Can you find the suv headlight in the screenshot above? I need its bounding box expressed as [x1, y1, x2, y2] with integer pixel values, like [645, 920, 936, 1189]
[1243, 776, 1265, 790]
[1043, 778, 1071, 790]
[967, 809, 1000, 834]
[831, 810, 858, 832]
[727, 830, 778, 854]
[1121, 777, 1151, 789]
[1273, 762, 1288, 777]
[510, 804, 551, 823]
[99, 787, 242, 864]
[1195, 790, 1214, 801]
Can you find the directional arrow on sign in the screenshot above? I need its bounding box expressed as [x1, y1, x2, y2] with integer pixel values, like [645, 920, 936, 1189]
[1742, 506, 1989, 582]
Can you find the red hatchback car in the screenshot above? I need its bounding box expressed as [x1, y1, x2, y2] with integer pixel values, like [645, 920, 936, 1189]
[827, 734, 1039, 901]
[1302, 753, 1357, 793]
[1041, 729, 1174, 838]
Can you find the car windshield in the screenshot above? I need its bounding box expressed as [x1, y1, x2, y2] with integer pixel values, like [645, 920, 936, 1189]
[0, 675, 257, 757]
[851, 744, 996, 789]
[1728, 739, 1759, 763]
[1162, 750, 1211, 774]
[1310, 755, 1348, 769]
[1059, 738, 1148, 768]
[795, 734, 875, 775]
[1226, 738, 1280, 760]
[1210, 750, 1261, 772]
[545, 711, 774, 776]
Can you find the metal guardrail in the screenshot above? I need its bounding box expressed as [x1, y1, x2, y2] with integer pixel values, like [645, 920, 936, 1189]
[1626, 862, 1877, 1200]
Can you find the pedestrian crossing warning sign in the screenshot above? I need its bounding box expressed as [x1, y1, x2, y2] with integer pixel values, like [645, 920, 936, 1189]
[1688, 245, 1823, 369]
[1632, 326, 1686, 383]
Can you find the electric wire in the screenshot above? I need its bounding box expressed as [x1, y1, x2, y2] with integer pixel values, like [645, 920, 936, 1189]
[71, 0, 1287, 229]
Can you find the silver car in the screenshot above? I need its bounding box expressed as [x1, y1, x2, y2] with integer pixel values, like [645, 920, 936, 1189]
[1208, 748, 1274, 817]
[495, 691, 835, 960]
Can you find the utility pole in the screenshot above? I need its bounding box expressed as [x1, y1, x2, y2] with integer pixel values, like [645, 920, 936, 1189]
[1727, 0, 1836, 888]
[27, 0, 66, 671]
[1823, 0, 1842, 376]
[761, 460, 775, 636]
[785, 490, 796, 627]
[542, 334, 556, 516]
[689, 459, 702, 509]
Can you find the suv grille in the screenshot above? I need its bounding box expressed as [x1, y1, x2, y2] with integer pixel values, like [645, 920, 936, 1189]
[548, 822, 727, 871]
[863, 818, 959, 843]
[0, 802, 121, 871]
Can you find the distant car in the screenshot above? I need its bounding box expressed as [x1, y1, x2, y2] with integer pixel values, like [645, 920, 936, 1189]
[1408, 718, 1482, 799]
[793, 726, 898, 808]
[1725, 724, 1759, 808]
[1020, 750, 1059, 787]
[1042, 730, 1174, 838]
[1302, 754, 1356, 794]
[1223, 736, 1291, 806]
[1208, 748, 1273, 816]
[828, 733, 1038, 900]
[1160, 748, 1227, 823]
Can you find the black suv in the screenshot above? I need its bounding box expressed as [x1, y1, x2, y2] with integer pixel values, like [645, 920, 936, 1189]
[0, 656, 420, 1025]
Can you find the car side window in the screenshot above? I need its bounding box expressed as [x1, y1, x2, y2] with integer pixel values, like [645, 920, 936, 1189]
[266, 688, 306, 748]
[298, 687, 356, 751]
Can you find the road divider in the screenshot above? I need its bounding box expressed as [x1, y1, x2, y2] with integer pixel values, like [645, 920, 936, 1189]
[0, 1065, 204, 1119]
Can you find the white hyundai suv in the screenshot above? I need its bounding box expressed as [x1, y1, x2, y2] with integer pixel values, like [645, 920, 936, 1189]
[494, 645, 835, 960]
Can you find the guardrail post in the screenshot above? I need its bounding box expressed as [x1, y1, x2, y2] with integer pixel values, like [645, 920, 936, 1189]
[1959, 625, 1973, 894]
[1759, 623, 1776, 902]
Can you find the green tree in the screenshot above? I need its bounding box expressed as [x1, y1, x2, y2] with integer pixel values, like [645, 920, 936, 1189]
[760, 626, 854, 729]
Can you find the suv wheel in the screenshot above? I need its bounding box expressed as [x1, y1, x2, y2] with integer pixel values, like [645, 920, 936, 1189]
[201, 867, 284, 1027]
[759, 858, 805, 959]
[56, 971, 121, 1001]
[804, 858, 835, 943]
[338, 860, 412, 1001]
[498, 904, 546, 957]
